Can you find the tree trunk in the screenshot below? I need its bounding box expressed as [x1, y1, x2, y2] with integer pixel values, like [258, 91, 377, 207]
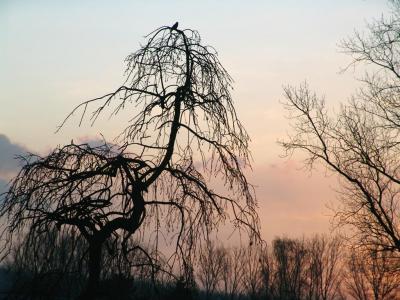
[78, 241, 102, 299]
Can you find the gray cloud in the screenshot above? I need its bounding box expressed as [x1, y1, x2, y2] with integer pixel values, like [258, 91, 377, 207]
[75, 136, 121, 151]
[0, 178, 9, 203]
[0, 134, 27, 176]
[0, 134, 115, 201]
[0, 134, 117, 178]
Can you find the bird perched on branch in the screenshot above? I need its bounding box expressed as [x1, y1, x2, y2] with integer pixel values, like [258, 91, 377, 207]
[171, 22, 178, 31]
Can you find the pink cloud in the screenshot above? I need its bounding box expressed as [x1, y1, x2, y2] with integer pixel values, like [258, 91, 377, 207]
[248, 160, 339, 241]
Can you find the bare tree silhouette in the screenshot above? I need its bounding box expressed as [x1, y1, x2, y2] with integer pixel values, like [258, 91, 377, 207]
[221, 246, 246, 300]
[0, 23, 259, 298]
[345, 245, 400, 300]
[281, 1, 400, 252]
[259, 235, 344, 300]
[306, 235, 343, 300]
[197, 241, 226, 299]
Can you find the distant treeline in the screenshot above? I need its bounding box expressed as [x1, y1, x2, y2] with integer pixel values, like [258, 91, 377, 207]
[1, 233, 399, 300]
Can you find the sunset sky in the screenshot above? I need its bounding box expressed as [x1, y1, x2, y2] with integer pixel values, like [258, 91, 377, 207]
[0, 0, 389, 241]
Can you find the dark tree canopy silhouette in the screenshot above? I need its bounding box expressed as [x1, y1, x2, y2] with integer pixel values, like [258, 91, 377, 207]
[0, 24, 260, 298]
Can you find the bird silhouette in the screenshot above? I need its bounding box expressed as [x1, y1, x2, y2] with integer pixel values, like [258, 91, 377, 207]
[171, 22, 178, 31]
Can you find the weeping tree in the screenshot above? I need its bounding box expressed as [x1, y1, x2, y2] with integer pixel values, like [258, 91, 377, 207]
[0, 23, 260, 298]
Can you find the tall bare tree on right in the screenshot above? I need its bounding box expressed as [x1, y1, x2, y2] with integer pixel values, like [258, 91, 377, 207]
[345, 245, 400, 300]
[281, 1, 400, 252]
